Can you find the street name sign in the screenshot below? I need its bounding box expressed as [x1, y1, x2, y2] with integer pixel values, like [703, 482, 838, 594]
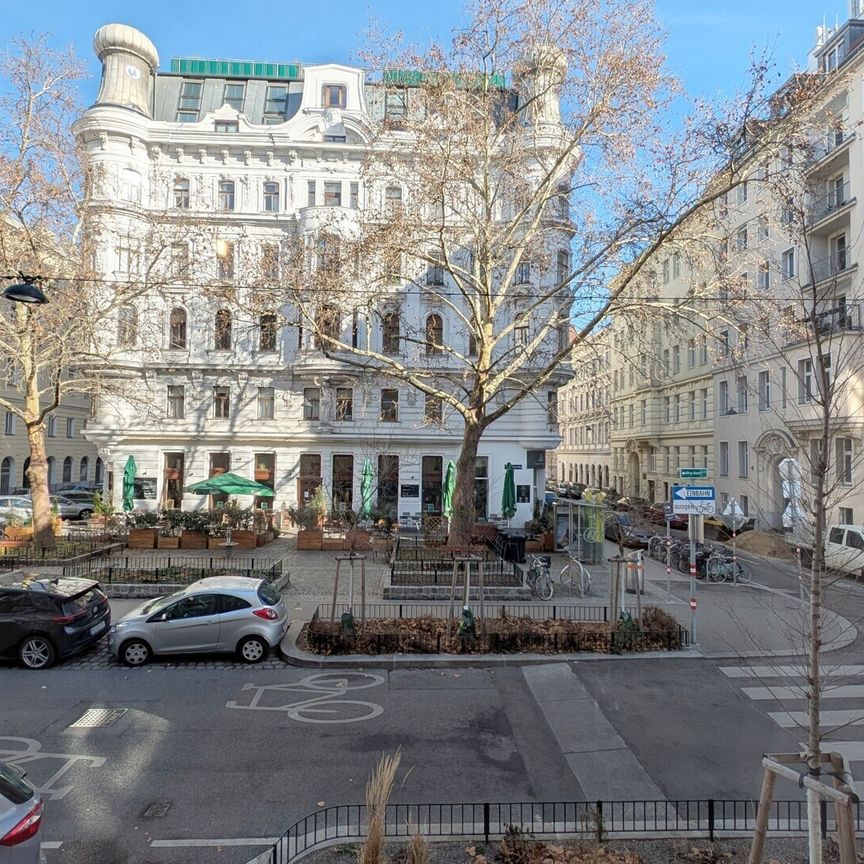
[671, 484, 716, 516]
[679, 468, 708, 479]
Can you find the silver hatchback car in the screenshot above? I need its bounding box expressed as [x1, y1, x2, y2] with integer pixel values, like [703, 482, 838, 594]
[0, 761, 44, 863]
[108, 577, 287, 666]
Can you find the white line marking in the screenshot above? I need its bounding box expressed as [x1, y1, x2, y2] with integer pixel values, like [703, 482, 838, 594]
[819, 741, 864, 762]
[742, 684, 864, 700]
[41, 842, 63, 849]
[768, 709, 864, 729]
[151, 838, 278, 847]
[720, 664, 864, 679]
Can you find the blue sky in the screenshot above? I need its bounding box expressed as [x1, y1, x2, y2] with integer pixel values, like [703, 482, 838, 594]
[0, 1, 852, 102]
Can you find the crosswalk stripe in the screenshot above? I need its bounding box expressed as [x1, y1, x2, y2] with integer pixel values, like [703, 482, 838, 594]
[818, 741, 864, 762]
[742, 684, 864, 701]
[720, 664, 864, 680]
[768, 709, 864, 729]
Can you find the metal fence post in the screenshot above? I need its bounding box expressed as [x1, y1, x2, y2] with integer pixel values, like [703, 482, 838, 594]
[484, 802, 490, 844]
[708, 799, 715, 841]
[821, 798, 828, 840]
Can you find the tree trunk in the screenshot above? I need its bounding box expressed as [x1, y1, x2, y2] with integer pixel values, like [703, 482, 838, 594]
[448, 420, 483, 547]
[26, 422, 54, 550]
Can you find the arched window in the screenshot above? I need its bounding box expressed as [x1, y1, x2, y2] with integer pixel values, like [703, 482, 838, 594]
[120, 168, 142, 203]
[0, 457, 12, 494]
[382, 310, 400, 355]
[169, 307, 188, 349]
[173, 177, 190, 209]
[95, 457, 104, 486]
[117, 305, 138, 348]
[79, 457, 89, 483]
[425, 314, 443, 355]
[23, 457, 31, 488]
[46, 456, 55, 489]
[61, 457, 72, 484]
[214, 309, 232, 350]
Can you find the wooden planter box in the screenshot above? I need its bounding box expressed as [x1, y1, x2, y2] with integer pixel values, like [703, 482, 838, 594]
[127, 528, 157, 549]
[255, 531, 274, 547]
[157, 535, 181, 549]
[344, 530, 371, 552]
[296, 529, 323, 551]
[180, 531, 208, 550]
[4, 526, 33, 541]
[254, 469, 272, 482]
[542, 531, 556, 552]
[232, 530, 257, 550]
[207, 536, 228, 550]
[321, 535, 346, 552]
[525, 539, 543, 553]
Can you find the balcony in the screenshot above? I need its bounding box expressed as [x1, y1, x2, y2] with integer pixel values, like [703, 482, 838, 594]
[807, 130, 855, 174]
[783, 302, 862, 346]
[808, 182, 855, 229]
[808, 249, 856, 285]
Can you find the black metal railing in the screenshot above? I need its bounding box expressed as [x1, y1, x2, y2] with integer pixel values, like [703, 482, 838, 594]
[390, 560, 520, 587]
[62, 554, 284, 583]
[270, 798, 846, 864]
[324, 603, 632, 622]
[0, 539, 121, 570]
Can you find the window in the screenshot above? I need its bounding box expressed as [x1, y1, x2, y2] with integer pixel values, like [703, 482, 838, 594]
[736, 226, 748, 252]
[758, 370, 770, 411]
[797, 358, 813, 403]
[719, 329, 730, 358]
[215, 120, 239, 133]
[303, 387, 320, 421]
[350, 182, 359, 208]
[257, 387, 275, 420]
[782, 248, 796, 279]
[758, 259, 770, 290]
[322, 84, 347, 108]
[217, 240, 235, 278]
[740, 495, 749, 516]
[218, 180, 235, 211]
[167, 307, 187, 350]
[662, 259, 670, 284]
[316, 234, 340, 273]
[167, 385, 185, 419]
[719, 441, 729, 477]
[384, 185, 403, 215]
[315, 304, 341, 348]
[719, 380, 729, 415]
[385, 88, 407, 120]
[263, 181, 280, 212]
[62, 456, 72, 484]
[515, 261, 532, 284]
[306, 180, 316, 206]
[837, 437, 854, 485]
[66, 418, 74, 438]
[117, 305, 137, 347]
[687, 339, 696, 368]
[673, 394, 681, 424]
[664, 396, 671, 424]
[840, 507, 854, 525]
[382, 310, 400, 354]
[662, 348, 670, 373]
[259, 314, 278, 351]
[672, 345, 680, 374]
[757, 216, 769, 241]
[700, 335, 709, 365]
[424, 394, 443, 424]
[223, 82, 245, 111]
[47, 416, 55, 438]
[176, 80, 202, 121]
[672, 251, 681, 279]
[557, 250, 570, 286]
[335, 387, 353, 421]
[214, 309, 232, 350]
[640, 399, 647, 425]
[737, 375, 748, 413]
[380, 388, 399, 422]
[514, 325, 529, 348]
[261, 243, 280, 280]
[324, 182, 342, 206]
[264, 84, 289, 123]
[170, 242, 189, 278]
[831, 232, 848, 272]
[425, 314, 443, 355]
[213, 386, 230, 418]
[468, 334, 478, 357]
[689, 390, 696, 420]
[738, 441, 749, 478]
[116, 240, 140, 274]
[0, 457, 11, 494]
[4, 412, 14, 435]
[115, 168, 139, 204]
[426, 256, 445, 286]
[736, 181, 748, 204]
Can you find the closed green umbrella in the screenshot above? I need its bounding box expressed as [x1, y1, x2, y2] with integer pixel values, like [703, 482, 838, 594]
[184, 472, 274, 497]
[360, 458, 374, 518]
[122, 455, 136, 512]
[442, 460, 456, 518]
[501, 463, 517, 520]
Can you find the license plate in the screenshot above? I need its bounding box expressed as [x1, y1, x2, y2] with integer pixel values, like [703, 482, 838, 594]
[90, 621, 107, 636]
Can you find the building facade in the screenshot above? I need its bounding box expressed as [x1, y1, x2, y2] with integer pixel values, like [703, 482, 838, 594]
[75, 24, 560, 522]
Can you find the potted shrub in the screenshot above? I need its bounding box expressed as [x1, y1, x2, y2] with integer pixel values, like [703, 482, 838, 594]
[207, 522, 228, 550]
[228, 505, 258, 550]
[179, 511, 209, 549]
[127, 511, 158, 549]
[295, 504, 323, 550]
[254, 460, 273, 482]
[157, 508, 183, 549]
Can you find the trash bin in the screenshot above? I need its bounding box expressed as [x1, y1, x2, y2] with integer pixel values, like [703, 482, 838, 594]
[624, 554, 645, 594]
[499, 531, 526, 564]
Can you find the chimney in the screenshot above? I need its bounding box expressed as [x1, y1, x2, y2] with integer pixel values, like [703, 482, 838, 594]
[92, 24, 159, 117]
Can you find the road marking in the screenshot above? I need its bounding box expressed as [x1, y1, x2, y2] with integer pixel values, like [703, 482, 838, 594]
[742, 684, 864, 701]
[819, 741, 864, 762]
[768, 709, 864, 729]
[0, 737, 105, 800]
[151, 838, 278, 847]
[41, 842, 63, 849]
[720, 664, 864, 679]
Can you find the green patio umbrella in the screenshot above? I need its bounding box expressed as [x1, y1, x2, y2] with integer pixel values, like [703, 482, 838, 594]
[184, 472, 274, 497]
[442, 460, 456, 519]
[122, 455, 137, 512]
[359, 458, 374, 518]
[501, 463, 517, 520]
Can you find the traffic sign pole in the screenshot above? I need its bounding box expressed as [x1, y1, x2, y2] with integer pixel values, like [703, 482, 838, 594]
[688, 514, 697, 645]
[665, 514, 671, 599]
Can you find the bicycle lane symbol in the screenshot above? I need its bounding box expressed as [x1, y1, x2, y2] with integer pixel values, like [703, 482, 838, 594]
[0, 737, 106, 800]
[226, 672, 385, 724]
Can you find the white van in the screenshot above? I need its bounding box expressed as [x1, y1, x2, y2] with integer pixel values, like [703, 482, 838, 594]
[825, 525, 864, 577]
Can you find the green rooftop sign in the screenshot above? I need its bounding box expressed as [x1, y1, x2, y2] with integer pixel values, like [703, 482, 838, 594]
[170, 57, 302, 80]
[383, 68, 506, 89]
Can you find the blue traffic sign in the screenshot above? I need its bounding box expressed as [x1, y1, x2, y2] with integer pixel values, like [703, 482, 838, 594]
[671, 485, 716, 515]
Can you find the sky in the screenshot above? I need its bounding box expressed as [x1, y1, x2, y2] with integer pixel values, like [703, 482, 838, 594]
[0, 0, 855, 104]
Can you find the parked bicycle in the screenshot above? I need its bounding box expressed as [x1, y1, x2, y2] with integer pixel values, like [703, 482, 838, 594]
[559, 548, 592, 597]
[526, 554, 554, 600]
[705, 554, 752, 584]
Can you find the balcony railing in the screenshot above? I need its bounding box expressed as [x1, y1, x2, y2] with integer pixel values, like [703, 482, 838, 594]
[783, 303, 861, 345]
[810, 129, 855, 164]
[809, 249, 855, 283]
[808, 181, 853, 223]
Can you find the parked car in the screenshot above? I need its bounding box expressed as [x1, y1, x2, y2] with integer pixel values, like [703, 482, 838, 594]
[604, 512, 653, 548]
[50, 495, 94, 521]
[0, 498, 33, 528]
[568, 483, 586, 499]
[555, 483, 569, 497]
[0, 574, 110, 669]
[108, 576, 287, 667]
[51, 491, 97, 505]
[824, 525, 864, 578]
[0, 760, 44, 860]
[647, 502, 689, 531]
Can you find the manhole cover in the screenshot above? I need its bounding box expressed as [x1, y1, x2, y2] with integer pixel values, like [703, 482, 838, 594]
[143, 801, 171, 818]
[69, 708, 127, 728]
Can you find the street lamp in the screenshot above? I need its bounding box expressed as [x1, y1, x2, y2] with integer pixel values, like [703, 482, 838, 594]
[2, 277, 48, 305]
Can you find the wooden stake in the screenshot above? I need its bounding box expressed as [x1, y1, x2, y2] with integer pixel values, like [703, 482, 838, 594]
[748, 766, 776, 864]
[446, 558, 459, 637]
[478, 560, 485, 628]
[360, 557, 366, 632]
[330, 557, 341, 622]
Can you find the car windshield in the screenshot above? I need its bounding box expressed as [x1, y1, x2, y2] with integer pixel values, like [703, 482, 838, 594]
[141, 589, 187, 615]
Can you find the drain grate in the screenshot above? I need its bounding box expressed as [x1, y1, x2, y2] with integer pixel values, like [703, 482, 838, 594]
[69, 707, 127, 728]
[142, 801, 171, 818]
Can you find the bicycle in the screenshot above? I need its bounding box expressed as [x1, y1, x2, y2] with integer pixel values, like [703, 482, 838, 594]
[706, 555, 752, 584]
[559, 550, 591, 597]
[647, 534, 669, 562]
[526, 554, 554, 600]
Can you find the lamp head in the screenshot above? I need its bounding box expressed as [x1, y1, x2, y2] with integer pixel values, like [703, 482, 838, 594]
[3, 279, 48, 305]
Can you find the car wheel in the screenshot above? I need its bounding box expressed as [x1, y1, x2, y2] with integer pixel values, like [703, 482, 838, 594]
[120, 639, 151, 667]
[78, 509, 93, 520]
[237, 636, 269, 664]
[19, 635, 56, 669]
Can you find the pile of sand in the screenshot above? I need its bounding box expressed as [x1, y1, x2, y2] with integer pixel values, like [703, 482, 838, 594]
[734, 530, 796, 560]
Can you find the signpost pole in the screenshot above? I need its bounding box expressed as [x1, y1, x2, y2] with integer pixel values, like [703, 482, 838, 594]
[665, 511, 671, 599]
[689, 521, 696, 646]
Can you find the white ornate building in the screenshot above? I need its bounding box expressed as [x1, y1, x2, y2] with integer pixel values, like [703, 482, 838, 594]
[75, 24, 560, 520]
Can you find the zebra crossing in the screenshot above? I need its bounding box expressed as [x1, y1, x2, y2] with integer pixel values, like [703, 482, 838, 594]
[719, 662, 864, 767]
